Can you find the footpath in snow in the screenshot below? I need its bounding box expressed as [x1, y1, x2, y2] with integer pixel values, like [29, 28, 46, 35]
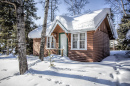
[0, 51, 130, 86]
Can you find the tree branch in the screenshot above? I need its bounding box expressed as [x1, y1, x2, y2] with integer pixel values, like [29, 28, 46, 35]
[64, 0, 72, 6]
[120, 0, 127, 16]
[0, 1, 16, 11]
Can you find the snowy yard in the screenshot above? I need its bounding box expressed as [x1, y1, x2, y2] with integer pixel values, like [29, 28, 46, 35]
[0, 51, 130, 86]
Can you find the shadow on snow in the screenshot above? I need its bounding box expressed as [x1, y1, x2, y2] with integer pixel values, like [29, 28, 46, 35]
[28, 68, 116, 86]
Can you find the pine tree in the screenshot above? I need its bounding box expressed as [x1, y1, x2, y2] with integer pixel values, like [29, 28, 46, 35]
[0, 2, 16, 55]
[106, 0, 130, 50]
[24, 0, 39, 55]
[0, 0, 39, 74]
[116, 17, 130, 50]
[0, 0, 39, 55]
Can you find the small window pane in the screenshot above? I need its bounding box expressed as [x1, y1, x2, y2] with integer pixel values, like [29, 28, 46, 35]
[48, 43, 50, 48]
[47, 37, 51, 48]
[80, 33, 85, 40]
[52, 37, 54, 42]
[73, 41, 77, 48]
[51, 42, 55, 48]
[80, 41, 85, 48]
[51, 37, 55, 48]
[48, 37, 50, 42]
[73, 34, 78, 41]
[51, 43, 54, 48]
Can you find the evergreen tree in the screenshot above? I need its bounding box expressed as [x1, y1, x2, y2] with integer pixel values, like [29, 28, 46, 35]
[0, 2, 17, 55]
[0, 0, 39, 74]
[0, 0, 39, 55]
[24, 0, 39, 55]
[116, 17, 130, 50]
[0, 0, 28, 74]
[106, 0, 130, 50]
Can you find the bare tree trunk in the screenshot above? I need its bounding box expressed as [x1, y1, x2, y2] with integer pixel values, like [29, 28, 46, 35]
[16, 1, 28, 74]
[0, 0, 28, 74]
[39, 0, 50, 61]
[120, 0, 127, 16]
[51, 0, 53, 22]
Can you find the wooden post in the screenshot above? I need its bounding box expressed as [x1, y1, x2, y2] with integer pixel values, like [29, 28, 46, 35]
[56, 49, 58, 55]
[51, 33, 57, 40]
[113, 40, 115, 50]
[65, 33, 70, 42]
[61, 49, 63, 56]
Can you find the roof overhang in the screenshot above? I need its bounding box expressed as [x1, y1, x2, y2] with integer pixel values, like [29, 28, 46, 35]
[48, 20, 69, 35]
[107, 16, 118, 39]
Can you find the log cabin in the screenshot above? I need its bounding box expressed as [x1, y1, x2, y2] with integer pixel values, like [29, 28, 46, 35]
[28, 8, 117, 62]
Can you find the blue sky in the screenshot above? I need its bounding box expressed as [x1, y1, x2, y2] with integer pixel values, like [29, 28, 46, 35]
[35, 0, 110, 25]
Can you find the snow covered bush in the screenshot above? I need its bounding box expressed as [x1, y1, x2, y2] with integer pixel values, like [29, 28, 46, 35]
[49, 55, 55, 67]
[48, 50, 55, 67]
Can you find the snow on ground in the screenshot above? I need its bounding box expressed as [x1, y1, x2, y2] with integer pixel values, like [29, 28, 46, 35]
[0, 52, 130, 86]
[110, 50, 130, 56]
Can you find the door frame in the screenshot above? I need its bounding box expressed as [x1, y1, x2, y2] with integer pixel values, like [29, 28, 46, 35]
[59, 33, 68, 56]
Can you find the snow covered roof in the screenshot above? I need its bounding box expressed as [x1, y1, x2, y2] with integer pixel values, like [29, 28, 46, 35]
[28, 24, 51, 38]
[28, 8, 117, 39]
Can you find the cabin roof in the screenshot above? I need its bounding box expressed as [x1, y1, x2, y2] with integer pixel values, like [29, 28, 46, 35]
[28, 8, 117, 39]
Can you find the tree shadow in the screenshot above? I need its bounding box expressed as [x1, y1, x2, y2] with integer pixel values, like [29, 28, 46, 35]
[28, 68, 116, 86]
[0, 55, 16, 60]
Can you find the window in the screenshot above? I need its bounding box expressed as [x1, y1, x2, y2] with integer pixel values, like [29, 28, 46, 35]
[47, 36, 56, 49]
[73, 34, 78, 48]
[80, 33, 85, 48]
[71, 32, 87, 50]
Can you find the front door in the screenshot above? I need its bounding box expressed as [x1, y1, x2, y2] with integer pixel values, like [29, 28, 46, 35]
[59, 33, 67, 56]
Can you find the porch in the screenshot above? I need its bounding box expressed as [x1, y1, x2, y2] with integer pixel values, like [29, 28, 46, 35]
[46, 24, 71, 57]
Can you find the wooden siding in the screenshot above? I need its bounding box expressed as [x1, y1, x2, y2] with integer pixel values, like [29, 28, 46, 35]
[93, 19, 110, 62]
[33, 38, 57, 56]
[68, 31, 94, 62]
[33, 38, 41, 56]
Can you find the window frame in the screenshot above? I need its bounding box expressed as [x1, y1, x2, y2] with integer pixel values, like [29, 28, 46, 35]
[46, 36, 56, 49]
[71, 32, 87, 50]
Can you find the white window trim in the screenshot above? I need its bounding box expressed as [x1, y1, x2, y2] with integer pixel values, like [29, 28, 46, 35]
[46, 36, 56, 49]
[71, 32, 87, 50]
